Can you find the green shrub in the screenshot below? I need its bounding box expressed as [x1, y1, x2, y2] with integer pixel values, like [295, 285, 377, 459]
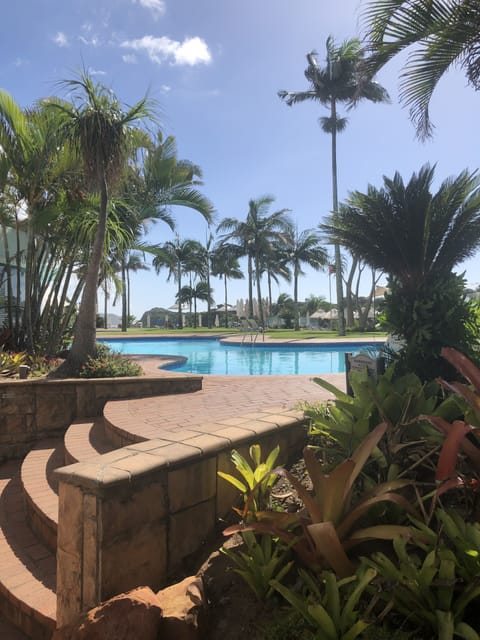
[383, 274, 480, 382]
[79, 345, 142, 378]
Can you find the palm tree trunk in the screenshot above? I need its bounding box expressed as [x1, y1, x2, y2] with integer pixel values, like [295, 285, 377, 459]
[69, 176, 109, 370]
[224, 275, 228, 328]
[177, 261, 183, 329]
[345, 257, 358, 327]
[121, 257, 127, 332]
[294, 265, 299, 331]
[247, 254, 254, 318]
[127, 266, 131, 325]
[255, 251, 264, 325]
[331, 98, 345, 336]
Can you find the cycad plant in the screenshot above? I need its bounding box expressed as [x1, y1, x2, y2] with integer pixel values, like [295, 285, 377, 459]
[321, 164, 480, 381]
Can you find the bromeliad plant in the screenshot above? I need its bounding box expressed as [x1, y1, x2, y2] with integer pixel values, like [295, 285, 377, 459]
[420, 348, 480, 501]
[221, 529, 294, 600]
[0, 348, 28, 377]
[218, 444, 281, 517]
[271, 565, 377, 640]
[223, 424, 418, 578]
[305, 364, 461, 483]
[367, 535, 480, 640]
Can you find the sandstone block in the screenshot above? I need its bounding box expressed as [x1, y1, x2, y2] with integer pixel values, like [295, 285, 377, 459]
[157, 575, 205, 640]
[53, 586, 162, 640]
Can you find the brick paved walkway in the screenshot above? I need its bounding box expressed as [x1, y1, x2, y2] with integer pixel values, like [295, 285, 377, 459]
[105, 367, 345, 442]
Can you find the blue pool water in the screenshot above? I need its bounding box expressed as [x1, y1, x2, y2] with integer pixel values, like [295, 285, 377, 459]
[99, 337, 383, 376]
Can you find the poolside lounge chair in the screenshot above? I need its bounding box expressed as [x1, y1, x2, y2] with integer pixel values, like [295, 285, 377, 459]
[240, 317, 264, 343]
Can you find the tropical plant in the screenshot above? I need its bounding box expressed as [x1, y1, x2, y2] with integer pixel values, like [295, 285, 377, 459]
[0, 91, 71, 352]
[211, 243, 244, 328]
[367, 536, 480, 639]
[218, 444, 281, 515]
[0, 348, 27, 377]
[224, 425, 417, 578]
[177, 281, 213, 328]
[79, 343, 142, 378]
[279, 36, 390, 335]
[361, 0, 480, 139]
[420, 347, 480, 498]
[217, 196, 291, 326]
[281, 225, 328, 330]
[152, 237, 201, 329]
[47, 72, 153, 372]
[271, 565, 377, 640]
[305, 364, 459, 482]
[321, 164, 480, 381]
[221, 530, 294, 600]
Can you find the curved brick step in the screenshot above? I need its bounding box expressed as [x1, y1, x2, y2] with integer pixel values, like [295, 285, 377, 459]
[21, 440, 63, 552]
[0, 459, 56, 639]
[64, 417, 115, 465]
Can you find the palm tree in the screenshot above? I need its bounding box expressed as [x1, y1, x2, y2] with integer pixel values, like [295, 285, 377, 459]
[47, 72, 153, 371]
[279, 36, 390, 335]
[218, 196, 290, 326]
[361, 0, 480, 139]
[178, 281, 213, 328]
[282, 225, 328, 330]
[320, 164, 480, 379]
[211, 243, 244, 328]
[152, 237, 201, 329]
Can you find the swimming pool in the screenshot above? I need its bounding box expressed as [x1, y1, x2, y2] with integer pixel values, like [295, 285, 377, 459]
[99, 337, 383, 376]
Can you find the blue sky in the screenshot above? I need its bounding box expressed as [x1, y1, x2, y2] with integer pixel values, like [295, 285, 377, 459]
[2, 0, 479, 319]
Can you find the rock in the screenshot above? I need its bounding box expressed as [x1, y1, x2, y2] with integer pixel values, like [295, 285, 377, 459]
[156, 575, 206, 640]
[52, 586, 162, 640]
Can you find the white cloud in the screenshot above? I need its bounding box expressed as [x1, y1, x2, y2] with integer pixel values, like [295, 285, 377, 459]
[161, 84, 171, 93]
[122, 53, 138, 64]
[53, 31, 69, 47]
[79, 35, 100, 47]
[121, 35, 212, 66]
[90, 68, 106, 76]
[133, 0, 166, 19]
[79, 23, 100, 47]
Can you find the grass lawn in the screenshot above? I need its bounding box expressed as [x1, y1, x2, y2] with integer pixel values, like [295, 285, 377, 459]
[97, 326, 387, 340]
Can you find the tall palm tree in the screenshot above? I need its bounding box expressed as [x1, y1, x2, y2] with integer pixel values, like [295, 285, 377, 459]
[177, 281, 213, 328]
[361, 0, 480, 139]
[320, 164, 480, 379]
[211, 243, 244, 328]
[218, 196, 290, 325]
[282, 225, 328, 331]
[47, 72, 153, 370]
[152, 237, 201, 329]
[279, 36, 390, 335]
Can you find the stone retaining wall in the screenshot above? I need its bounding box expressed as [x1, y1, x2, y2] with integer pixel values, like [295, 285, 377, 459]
[54, 409, 307, 627]
[0, 375, 202, 461]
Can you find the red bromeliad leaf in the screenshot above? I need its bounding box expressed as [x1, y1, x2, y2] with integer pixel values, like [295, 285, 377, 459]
[306, 521, 355, 578]
[347, 422, 388, 497]
[422, 415, 480, 471]
[322, 459, 356, 525]
[303, 447, 327, 518]
[441, 347, 480, 393]
[436, 421, 473, 482]
[436, 476, 465, 496]
[439, 379, 480, 415]
[344, 525, 417, 549]
[336, 492, 417, 540]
